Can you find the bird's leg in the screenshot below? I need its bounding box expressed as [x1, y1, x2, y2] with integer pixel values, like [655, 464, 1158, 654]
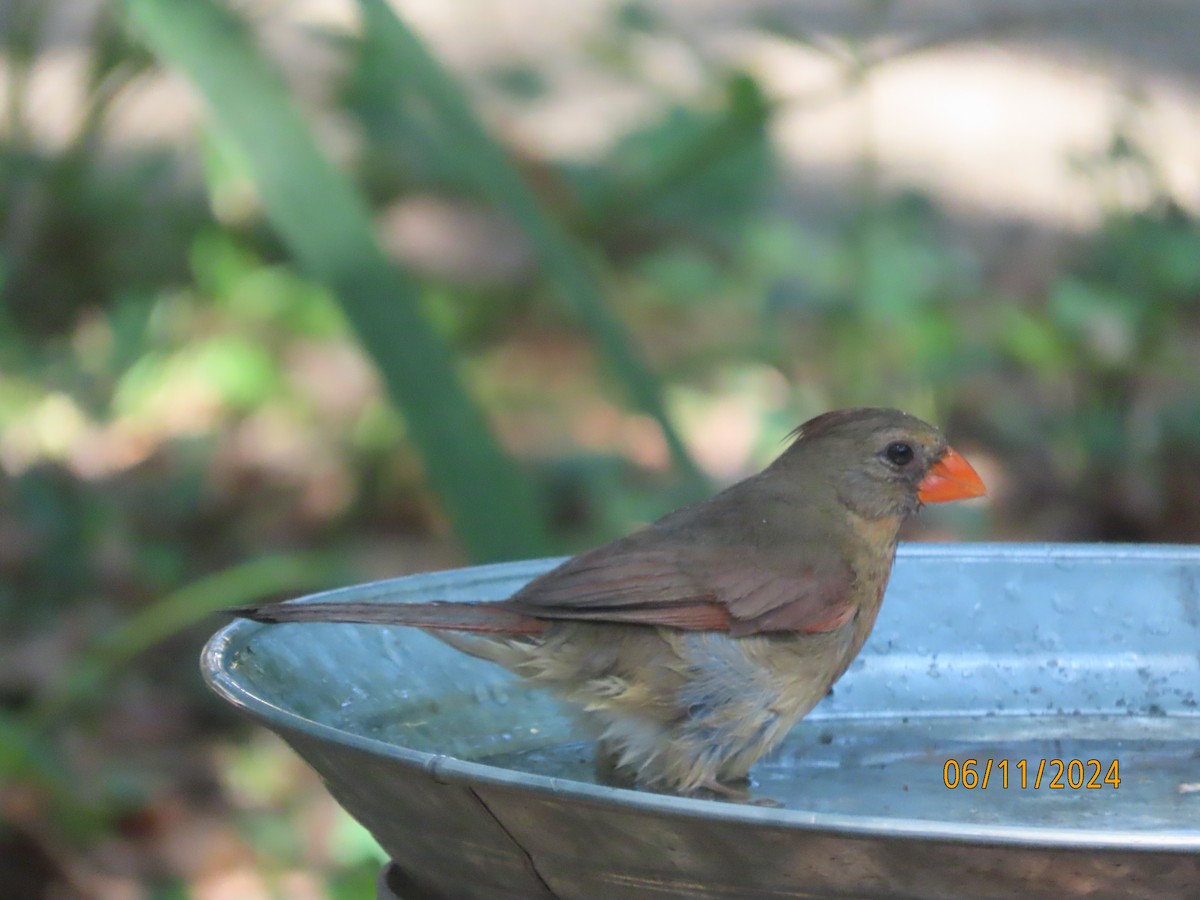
[696, 778, 750, 800]
[692, 778, 782, 808]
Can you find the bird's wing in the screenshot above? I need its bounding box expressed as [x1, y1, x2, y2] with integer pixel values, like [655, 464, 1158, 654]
[507, 540, 855, 637]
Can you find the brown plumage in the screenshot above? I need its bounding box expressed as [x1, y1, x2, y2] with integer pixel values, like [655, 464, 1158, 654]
[235, 408, 985, 796]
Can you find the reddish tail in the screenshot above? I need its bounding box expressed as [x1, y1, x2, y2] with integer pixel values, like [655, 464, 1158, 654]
[231, 600, 546, 635]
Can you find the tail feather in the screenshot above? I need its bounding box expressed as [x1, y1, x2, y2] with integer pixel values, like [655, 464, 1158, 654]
[230, 600, 546, 635]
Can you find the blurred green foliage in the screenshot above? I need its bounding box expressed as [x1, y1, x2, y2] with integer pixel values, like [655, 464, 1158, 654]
[128, 0, 555, 565]
[1, 0, 1199, 896]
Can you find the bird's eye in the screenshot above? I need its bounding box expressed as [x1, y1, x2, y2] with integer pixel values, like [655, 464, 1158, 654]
[883, 442, 914, 466]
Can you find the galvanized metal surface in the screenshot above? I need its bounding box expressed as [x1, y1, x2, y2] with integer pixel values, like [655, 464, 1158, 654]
[203, 544, 1200, 899]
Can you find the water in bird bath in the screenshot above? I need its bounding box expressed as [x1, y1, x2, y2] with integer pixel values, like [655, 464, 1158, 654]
[248, 619, 1200, 835]
[477, 712, 1200, 832]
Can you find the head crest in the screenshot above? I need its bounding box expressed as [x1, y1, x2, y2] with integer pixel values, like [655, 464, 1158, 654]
[784, 407, 929, 447]
[785, 408, 874, 445]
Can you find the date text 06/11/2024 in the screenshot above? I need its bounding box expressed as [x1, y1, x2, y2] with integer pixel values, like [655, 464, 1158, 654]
[942, 759, 1121, 790]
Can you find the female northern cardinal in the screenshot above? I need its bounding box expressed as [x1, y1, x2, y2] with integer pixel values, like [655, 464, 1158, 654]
[237, 408, 985, 797]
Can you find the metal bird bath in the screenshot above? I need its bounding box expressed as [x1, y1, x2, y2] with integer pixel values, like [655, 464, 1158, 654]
[202, 544, 1200, 899]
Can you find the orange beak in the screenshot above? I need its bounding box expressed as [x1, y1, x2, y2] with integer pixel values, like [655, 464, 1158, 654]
[918, 446, 986, 503]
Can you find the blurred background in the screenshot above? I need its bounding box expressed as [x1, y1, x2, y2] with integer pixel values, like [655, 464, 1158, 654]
[2, 0, 1198, 896]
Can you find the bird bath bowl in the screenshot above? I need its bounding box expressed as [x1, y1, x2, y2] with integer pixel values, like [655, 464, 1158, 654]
[202, 544, 1200, 899]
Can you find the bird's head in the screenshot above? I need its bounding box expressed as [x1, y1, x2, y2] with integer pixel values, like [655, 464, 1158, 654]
[776, 407, 986, 520]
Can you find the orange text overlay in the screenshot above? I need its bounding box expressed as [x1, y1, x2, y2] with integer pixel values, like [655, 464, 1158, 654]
[942, 758, 1121, 790]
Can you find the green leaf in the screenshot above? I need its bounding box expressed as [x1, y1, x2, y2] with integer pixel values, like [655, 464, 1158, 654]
[123, 0, 548, 561]
[188, 334, 279, 409]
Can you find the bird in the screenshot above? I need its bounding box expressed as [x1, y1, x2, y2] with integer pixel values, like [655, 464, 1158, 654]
[234, 407, 985, 799]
